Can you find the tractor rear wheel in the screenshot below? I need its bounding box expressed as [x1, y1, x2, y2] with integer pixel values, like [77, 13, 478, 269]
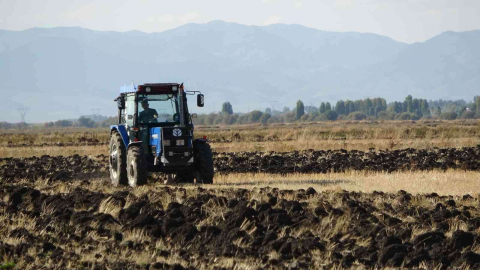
[109, 132, 127, 186]
[194, 142, 214, 184]
[127, 146, 148, 187]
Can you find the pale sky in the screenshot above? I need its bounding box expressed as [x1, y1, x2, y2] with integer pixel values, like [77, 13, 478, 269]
[0, 0, 479, 43]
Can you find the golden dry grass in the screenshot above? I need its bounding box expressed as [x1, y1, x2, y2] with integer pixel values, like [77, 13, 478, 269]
[212, 170, 480, 196]
[211, 137, 480, 152]
[27, 170, 480, 197]
[1, 120, 480, 157]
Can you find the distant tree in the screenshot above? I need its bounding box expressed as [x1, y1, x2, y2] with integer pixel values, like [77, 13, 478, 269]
[100, 117, 118, 127]
[325, 102, 331, 111]
[319, 102, 326, 114]
[305, 106, 319, 114]
[250, 110, 263, 123]
[222, 102, 233, 115]
[377, 111, 395, 120]
[78, 116, 96, 128]
[368, 107, 375, 116]
[461, 110, 476, 119]
[405, 95, 413, 113]
[296, 100, 305, 120]
[348, 112, 367, 120]
[206, 113, 217, 125]
[395, 112, 419, 120]
[283, 106, 290, 113]
[54, 119, 73, 127]
[283, 111, 296, 123]
[441, 111, 458, 120]
[221, 114, 238, 125]
[260, 113, 271, 124]
[335, 100, 346, 115]
[325, 110, 338, 121]
[44, 122, 54, 128]
[265, 108, 272, 114]
[300, 114, 310, 122]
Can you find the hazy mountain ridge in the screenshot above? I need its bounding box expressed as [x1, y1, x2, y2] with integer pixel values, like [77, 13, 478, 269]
[0, 21, 478, 122]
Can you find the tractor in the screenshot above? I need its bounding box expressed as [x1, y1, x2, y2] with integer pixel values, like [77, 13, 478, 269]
[109, 83, 214, 187]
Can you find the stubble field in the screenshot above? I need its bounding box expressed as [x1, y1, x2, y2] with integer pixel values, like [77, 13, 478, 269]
[1, 120, 480, 269]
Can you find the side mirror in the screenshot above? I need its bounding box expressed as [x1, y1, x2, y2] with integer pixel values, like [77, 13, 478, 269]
[117, 96, 125, 109]
[197, 94, 204, 107]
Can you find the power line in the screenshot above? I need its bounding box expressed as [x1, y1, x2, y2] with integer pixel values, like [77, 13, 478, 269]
[91, 109, 100, 117]
[269, 101, 278, 112]
[17, 108, 29, 123]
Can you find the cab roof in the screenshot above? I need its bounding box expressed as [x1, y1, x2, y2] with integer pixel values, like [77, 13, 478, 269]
[119, 83, 183, 94]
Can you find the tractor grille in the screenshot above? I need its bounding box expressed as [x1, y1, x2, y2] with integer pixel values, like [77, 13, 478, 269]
[162, 127, 193, 164]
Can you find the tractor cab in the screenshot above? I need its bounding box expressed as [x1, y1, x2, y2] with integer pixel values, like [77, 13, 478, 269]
[109, 83, 213, 187]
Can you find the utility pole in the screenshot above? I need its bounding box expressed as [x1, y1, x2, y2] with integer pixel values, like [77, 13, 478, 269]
[91, 109, 100, 117]
[18, 108, 29, 123]
[269, 101, 278, 112]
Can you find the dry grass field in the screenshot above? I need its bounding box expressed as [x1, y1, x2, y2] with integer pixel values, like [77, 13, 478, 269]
[1, 120, 480, 269]
[1, 119, 479, 157]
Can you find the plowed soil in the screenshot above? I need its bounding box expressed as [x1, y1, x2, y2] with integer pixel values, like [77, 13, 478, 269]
[1, 146, 480, 183]
[1, 182, 479, 269]
[1, 147, 480, 269]
[0, 155, 108, 182]
[214, 146, 480, 174]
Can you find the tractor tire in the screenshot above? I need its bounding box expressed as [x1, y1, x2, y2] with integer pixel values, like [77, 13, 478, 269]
[109, 132, 127, 186]
[194, 142, 214, 184]
[126, 146, 148, 187]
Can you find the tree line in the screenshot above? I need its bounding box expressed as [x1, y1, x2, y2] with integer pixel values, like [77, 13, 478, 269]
[194, 95, 480, 125]
[1, 96, 479, 130]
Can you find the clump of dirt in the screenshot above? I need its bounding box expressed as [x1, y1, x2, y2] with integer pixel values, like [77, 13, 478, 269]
[1, 179, 479, 269]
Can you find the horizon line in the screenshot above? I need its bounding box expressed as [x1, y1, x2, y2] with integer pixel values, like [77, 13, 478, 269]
[1, 20, 479, 45]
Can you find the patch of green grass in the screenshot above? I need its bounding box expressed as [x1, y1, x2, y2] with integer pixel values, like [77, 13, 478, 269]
[0, 262, 16, 269]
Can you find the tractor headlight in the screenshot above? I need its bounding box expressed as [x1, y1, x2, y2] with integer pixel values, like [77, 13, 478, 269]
[184, 152, 190, 157]
[164, 140, 170, 146]
[169, 151, 174, 156]
[176, 140, 185, 146]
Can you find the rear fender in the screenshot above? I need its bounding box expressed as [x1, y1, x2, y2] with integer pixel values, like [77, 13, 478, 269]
[111, 125, 129, 148]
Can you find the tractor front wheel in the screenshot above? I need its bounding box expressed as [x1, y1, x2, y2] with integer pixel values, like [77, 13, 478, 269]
[194, 142, 214, 184]
[127, 146, 148, 187]
[109, 132, 127, 186]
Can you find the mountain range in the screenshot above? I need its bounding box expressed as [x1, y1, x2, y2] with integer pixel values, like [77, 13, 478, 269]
[0, 21, 479, 122]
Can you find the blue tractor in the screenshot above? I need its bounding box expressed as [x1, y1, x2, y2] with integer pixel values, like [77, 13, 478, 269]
[109, 83, 214, 187]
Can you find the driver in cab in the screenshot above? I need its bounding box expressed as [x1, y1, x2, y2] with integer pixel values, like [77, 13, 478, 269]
[139, 100, 158, 123]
